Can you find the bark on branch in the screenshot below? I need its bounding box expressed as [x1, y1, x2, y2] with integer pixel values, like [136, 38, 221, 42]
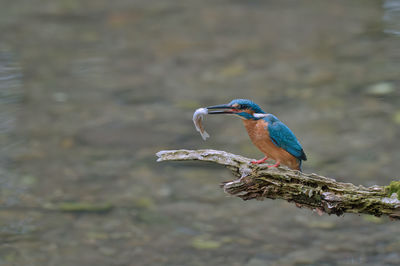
[156, 149, 400, 220]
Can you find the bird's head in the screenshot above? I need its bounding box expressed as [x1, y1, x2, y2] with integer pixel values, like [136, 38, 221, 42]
[206, 99, 265, 120]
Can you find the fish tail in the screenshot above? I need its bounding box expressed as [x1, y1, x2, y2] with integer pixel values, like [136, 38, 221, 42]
[201, 131, 210, 141]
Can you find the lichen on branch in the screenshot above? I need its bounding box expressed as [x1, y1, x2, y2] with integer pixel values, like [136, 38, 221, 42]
[156, 149, 400, 220]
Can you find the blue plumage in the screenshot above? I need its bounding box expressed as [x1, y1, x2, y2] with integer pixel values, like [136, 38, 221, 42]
[263, 114, 307, 161]
[228, 99, 265, 114]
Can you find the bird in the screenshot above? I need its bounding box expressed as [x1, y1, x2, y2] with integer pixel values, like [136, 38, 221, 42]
[206, 99, 307, 171]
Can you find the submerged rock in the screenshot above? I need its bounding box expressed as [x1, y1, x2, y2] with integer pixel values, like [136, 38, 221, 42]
[365, 82, 395, 96]
[191, 236, 221, 250]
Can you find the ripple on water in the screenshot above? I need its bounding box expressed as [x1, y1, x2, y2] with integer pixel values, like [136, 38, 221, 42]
[383, 0, 400, 36]
[0, 49, 29, 241]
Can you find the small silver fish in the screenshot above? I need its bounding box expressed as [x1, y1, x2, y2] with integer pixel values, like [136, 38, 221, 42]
[193, 108, 210, 140]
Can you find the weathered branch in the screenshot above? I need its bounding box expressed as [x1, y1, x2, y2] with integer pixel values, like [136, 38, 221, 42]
[156, 149, 400, 220]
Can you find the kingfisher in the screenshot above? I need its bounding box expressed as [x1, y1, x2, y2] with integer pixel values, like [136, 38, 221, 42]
[206, 99, 307, 171]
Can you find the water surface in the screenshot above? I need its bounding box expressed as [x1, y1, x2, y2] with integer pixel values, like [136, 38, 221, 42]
[1, 0, 400, 265]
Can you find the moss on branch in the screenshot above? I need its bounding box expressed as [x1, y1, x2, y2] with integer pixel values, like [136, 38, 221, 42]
[387, 181, 400, 200]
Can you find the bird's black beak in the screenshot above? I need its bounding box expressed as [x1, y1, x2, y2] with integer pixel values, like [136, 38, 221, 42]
[206, 104, 238, 114]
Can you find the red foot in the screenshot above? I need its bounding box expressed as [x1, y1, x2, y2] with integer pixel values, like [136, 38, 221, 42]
[251, 156, 268, 164]
[267, 161, 280, 168]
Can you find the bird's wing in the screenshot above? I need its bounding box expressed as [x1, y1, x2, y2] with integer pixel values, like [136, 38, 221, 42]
[268, 121, 307, 161]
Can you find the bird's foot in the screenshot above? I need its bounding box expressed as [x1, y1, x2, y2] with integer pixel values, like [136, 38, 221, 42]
[251, 156, 268, 164]
[267, 161, 280, 168]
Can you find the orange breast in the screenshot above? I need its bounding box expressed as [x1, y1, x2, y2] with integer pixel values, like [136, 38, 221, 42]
[243, 119, 300, 170]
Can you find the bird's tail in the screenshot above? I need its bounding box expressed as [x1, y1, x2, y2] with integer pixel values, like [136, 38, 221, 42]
[297, 160, 303, 172]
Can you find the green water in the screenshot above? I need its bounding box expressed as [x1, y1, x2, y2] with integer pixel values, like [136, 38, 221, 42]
[1, 0, 400, 265]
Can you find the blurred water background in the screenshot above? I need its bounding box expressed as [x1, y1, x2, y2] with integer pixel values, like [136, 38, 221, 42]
[1, 0, 400, 265]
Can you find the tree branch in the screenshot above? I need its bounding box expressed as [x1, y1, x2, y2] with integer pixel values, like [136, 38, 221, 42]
[156, 149, 400, 220]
